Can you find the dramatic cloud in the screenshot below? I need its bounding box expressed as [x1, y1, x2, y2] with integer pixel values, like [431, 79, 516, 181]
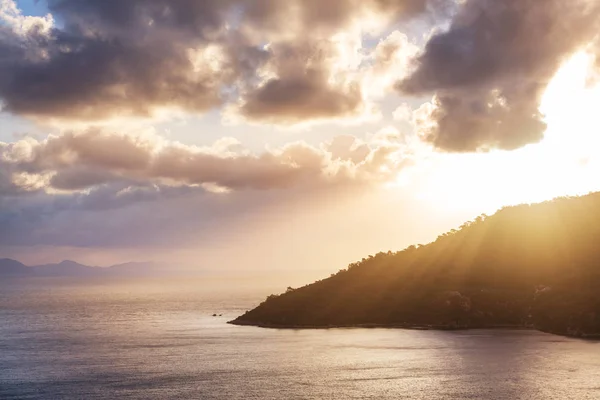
[398, 0, 600, 152]
[4, 0, 600, 266]
[6, 0, 597, 144]
[0, 0, 444, 125]
[0, 129, 407, 196]
[228, 0, 446, 125]
[0, 0, 232, 120]
[231, 38, 368, 125]
[0, 125, 412, 250]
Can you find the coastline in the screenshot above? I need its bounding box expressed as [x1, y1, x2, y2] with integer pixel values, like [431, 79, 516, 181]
[228, 319, 531, 331]
[228, 319, 600, 339]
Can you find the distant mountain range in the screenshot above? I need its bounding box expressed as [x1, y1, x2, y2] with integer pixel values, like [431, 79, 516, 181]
[0, 259, 181, 278]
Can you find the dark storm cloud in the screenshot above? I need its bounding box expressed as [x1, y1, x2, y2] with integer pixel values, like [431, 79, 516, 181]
[418, 91, 547, 152]
[398, 0, 600, 152]
[47, 0, 230, 36]
[0, 0, 235, 120]
[234, 0, 450, 124]
[235, 40, 365, 124]
[0, 0, 442, 123]
[237, 71, 363, 124]
[2, 38, 225, 119]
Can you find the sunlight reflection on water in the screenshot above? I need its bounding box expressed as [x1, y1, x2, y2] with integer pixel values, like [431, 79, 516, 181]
[0, 278, 599, 399]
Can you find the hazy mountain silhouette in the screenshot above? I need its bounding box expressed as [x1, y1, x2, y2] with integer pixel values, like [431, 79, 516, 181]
[32, 260, 100, 277]
[0, 259, 34, 276]
[105, 262, 169, 276]
[0, 259, 175, 278]
[232, 192, 600, 338]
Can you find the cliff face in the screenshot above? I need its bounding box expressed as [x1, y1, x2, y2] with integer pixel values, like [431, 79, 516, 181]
[231, 193, 600, 338]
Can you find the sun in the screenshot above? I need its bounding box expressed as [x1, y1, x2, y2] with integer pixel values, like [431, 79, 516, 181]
[539, 51, 600, 154]
[414, 51, 600, 214]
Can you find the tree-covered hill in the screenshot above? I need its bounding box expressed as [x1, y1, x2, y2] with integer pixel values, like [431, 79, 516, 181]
[231, 193, 600, 338]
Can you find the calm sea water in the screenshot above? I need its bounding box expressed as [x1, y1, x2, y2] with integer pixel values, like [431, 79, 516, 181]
[1, 277, 599, 400]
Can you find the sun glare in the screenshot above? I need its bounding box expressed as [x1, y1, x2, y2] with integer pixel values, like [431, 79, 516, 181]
[415, 51, 600, 214]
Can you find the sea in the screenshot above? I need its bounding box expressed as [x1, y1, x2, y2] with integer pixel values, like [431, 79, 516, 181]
[1, 276, 599, 400]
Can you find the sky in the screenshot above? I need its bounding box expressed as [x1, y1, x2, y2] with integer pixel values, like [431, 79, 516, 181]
[1, 0, 600, 271]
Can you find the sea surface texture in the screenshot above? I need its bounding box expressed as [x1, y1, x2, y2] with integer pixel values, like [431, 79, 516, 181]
[1, 278, 599, 399]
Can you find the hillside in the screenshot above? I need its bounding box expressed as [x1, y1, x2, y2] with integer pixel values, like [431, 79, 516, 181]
[231, 193, 600, 338]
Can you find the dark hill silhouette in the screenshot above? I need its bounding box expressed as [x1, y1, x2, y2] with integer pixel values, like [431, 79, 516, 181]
[231, 193, 600, 338]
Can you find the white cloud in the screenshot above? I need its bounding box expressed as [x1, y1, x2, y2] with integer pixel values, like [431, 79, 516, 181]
[392, 103, 415, 122]
[0, 0, 54, 37]
[0, 128, 408, 195]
